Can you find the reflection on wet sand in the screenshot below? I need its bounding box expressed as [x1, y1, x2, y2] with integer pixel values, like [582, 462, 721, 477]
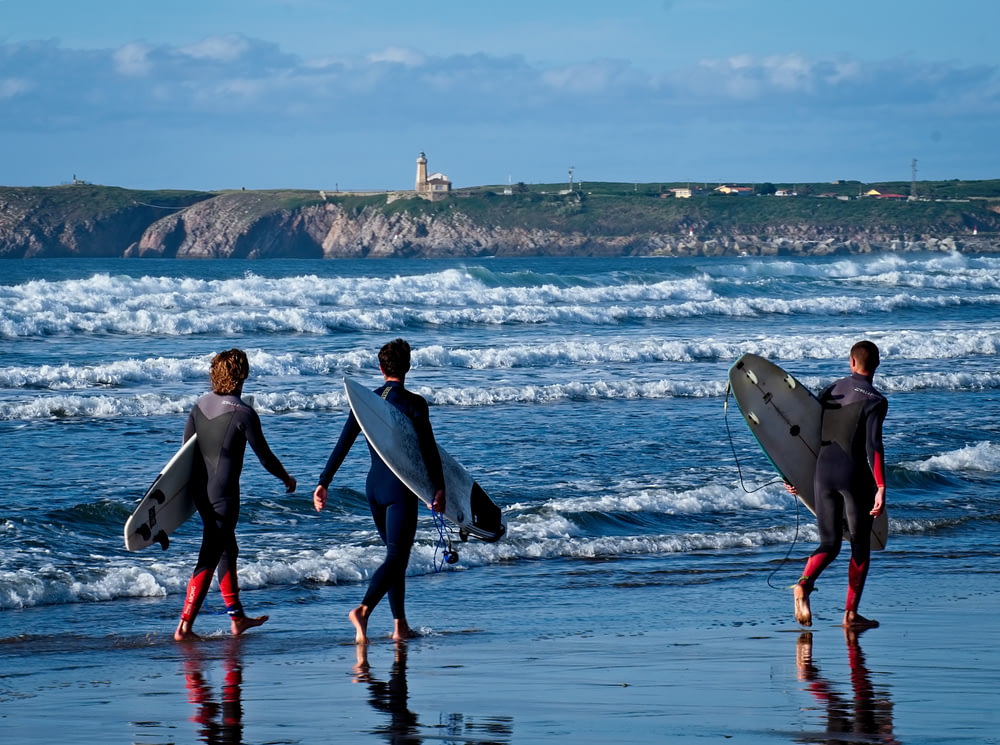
[181, 638, 244, 745]
[795, 629, 899, 745]
[353, 643, 513, 745]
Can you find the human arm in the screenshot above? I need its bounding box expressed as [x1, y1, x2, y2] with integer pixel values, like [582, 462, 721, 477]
[243, 410, 296, 492]
[313, 412, 362, 511]
[411, 399, 446, 511]
[866, 399, 888, 516]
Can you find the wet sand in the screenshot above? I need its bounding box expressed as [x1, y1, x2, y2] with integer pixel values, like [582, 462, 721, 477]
[2, 558, 997, 745]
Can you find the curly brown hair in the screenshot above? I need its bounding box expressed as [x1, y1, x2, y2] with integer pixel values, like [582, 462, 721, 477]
[378, 338, 411, 379]
[210, 348, 249, 395]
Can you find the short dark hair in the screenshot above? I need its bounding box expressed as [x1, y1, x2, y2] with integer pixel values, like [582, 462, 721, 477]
[378, 338, 411, 379]
[210, 348, 249, 394]
[851, 340, 880, 373]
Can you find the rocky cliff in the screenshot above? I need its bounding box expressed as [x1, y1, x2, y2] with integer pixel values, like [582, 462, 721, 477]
[2, 185, 998, 259]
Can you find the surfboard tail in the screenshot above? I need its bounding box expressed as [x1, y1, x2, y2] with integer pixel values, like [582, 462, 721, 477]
[469, 482, 505, 542]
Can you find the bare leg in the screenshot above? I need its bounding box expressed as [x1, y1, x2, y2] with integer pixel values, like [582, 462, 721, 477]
[392, 619, 420, 642]
[349, 605, 371, 644]
[174, 618, 202, 642]
[231, 614, 269, 636]
[794, 584, 813, 627]
[842, 610, 879, 629]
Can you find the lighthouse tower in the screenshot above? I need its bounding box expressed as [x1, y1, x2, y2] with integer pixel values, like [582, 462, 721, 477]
[415, 152, 429, 193]
[413, 152, 451, 201]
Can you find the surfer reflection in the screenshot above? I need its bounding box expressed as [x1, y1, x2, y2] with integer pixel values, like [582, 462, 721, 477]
[352, 644, 514, 745]
[182, 638, 244, 745]
[795, 629, 898, 745]
[353, 642, 421, 744]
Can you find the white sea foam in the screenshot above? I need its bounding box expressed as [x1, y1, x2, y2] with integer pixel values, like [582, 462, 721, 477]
[4, 329, 999, 395]
[901, 441, 1000, 473]
[3, 264, 1000, 337]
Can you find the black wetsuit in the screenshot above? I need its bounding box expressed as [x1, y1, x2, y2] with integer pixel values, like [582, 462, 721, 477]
[180, 392, 291, 621]
[319, 380, 444, 620]
[799, 372, 888, 611]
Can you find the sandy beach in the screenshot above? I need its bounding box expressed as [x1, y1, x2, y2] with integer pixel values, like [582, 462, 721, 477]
[2, 553, 997, 745]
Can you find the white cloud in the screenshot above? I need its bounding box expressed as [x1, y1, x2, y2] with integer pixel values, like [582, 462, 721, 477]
[113, 42, 152, 77]
[178, 34, 252, 62]
[366, 46, 426, 67]
[0, 78, 31, 99]
[541, 60, 628, 94]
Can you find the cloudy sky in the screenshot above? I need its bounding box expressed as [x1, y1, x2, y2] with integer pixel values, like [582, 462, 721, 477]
[2, 0, 997, 191]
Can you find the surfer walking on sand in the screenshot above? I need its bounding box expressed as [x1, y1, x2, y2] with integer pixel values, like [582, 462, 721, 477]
[313, 338, 446, 644]
[174, 349, 297, 642]
[789, 340, 888, 630]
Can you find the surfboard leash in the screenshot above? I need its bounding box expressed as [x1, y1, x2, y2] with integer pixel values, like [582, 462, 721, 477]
[432, 511, 459, 572]
[723, 382, 783, 495]
[724, 381, 803, 590]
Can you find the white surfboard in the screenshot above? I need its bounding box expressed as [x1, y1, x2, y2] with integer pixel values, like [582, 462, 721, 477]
[124, 435, 200, 551]
[344, 377, 506, 542]
[727, 354, 888, 550]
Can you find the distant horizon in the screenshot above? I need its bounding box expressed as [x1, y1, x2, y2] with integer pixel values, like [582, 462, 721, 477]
[9, 174, 999, 194]
[2, 2, 997, 192]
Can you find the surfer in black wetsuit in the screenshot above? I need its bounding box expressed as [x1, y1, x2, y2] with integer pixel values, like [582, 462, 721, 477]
[174, 349, 296, 642]
[312, 338, 446, 644]
[791, 340, 888, 630]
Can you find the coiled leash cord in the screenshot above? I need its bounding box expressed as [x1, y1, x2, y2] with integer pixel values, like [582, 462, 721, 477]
[432, 510, 459, 572]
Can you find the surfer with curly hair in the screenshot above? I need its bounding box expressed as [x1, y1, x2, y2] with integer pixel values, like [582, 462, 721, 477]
[313, 338, 446, 644]
[174, 348, 297, 642]
[790, 340, 888, 630]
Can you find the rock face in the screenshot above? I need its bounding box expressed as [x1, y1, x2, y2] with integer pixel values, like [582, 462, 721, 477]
[2, 186, 999, 258]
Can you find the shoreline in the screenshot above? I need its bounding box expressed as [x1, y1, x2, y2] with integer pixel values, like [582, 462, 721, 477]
[2, 556, 998, 744]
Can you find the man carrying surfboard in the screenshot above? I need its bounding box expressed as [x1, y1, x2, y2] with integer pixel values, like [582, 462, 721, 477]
[174, 349, 297, 642]
[790, 340, 888, 630]
[312, 338, 446, 644]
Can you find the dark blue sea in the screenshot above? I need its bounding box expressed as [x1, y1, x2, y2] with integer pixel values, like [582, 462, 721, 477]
[2, 253, 999, 744]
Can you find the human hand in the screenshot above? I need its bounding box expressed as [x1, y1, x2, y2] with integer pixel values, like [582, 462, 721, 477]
[431, 489, 446, 513]
[285, 476, 297, 493]
[313, 484, 328, 512]
[870, 486, 885, 517]
[784, 481, 799, 496]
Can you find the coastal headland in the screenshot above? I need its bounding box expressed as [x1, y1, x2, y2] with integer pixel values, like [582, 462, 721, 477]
[1, 179, 999, 258]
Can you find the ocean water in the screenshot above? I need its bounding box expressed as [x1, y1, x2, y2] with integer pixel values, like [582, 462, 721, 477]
[1, 252, 999, 636]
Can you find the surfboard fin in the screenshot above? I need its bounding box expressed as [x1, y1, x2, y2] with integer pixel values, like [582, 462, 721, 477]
[154, 530, 170, 551]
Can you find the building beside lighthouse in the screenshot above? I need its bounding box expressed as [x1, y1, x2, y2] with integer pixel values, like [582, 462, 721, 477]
[414, 152, 452, 201]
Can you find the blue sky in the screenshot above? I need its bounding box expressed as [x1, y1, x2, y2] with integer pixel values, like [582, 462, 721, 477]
[2, 0, 998, 191]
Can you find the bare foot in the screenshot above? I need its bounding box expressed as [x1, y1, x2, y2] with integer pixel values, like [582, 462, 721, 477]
[174, 619, 201, 642]
[794, 585, 812, 627]
[392, 620, 420, 642]
[231, 614, 269, 636]
[349, 605, 370, 645]
[842, 611, 879, 630]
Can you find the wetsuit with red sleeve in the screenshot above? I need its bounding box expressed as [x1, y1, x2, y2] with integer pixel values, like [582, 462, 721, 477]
[180, 392, 292, 623]
[798, 372, 888, 612]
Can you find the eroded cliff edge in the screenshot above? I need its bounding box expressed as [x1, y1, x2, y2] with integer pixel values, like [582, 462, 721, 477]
[2, 185, 998, 258]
